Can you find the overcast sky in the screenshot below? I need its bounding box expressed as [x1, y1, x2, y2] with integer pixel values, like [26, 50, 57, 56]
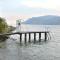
[0, 0, 60, 26]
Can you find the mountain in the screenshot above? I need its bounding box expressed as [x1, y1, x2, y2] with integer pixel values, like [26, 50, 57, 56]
[22, 15, 60, 25]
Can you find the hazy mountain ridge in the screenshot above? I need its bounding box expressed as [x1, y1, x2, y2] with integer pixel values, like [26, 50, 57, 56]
[22, 15, 60, 25]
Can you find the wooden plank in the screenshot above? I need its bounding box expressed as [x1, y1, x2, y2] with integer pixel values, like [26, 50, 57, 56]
[0, 31, 49, 35]
[18, 31, 49, 34]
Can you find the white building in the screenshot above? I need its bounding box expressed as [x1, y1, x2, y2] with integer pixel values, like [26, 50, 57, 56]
[16, 19, 21, 32]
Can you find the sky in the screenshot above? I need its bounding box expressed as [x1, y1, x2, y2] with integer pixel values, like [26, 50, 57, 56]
[0, 0, 60, 26]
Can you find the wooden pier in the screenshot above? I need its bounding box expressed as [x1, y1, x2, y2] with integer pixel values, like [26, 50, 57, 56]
[0, 31, 49, 44]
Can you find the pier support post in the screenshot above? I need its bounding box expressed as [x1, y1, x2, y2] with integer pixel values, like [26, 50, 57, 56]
[45, 32, 47, 41]
[34, 33, 36, 43]
[29, 33, 31, 43]
[25, 33, 27, 43]
[39, 33, 41, 42]
[20, 33, 22, 44]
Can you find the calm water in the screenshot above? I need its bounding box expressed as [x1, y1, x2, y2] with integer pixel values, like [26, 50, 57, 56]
[0, 25, 60, 60]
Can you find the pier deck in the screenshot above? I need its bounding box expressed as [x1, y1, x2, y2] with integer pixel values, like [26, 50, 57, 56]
[0, 31, 49, 44]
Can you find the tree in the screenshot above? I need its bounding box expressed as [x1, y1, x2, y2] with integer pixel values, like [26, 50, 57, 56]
[0, 17, 8, 33]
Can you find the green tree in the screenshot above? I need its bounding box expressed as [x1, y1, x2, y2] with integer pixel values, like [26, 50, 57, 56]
[0, 17, 8, 33]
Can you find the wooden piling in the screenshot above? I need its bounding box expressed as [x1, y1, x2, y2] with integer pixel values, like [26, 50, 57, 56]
[29, 33, 31, 43]
[20, 33, 22, 43]
[45, 32, 47, 41]
[34, 33, 36, 43]
[25, 33, 27, 43]
[39, 33, 41, 42]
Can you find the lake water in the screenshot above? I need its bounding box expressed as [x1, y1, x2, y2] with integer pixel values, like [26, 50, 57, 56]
[0, 25, 60, 60]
